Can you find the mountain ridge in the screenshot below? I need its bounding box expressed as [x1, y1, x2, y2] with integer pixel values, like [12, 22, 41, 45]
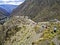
[0, 4, 18, 13]
[11, 0, 60, 22]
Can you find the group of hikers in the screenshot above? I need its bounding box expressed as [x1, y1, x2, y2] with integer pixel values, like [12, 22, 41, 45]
[42, 24, 57, 33]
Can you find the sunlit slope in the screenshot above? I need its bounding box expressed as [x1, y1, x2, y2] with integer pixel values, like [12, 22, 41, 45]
[1, 16, 60, 45]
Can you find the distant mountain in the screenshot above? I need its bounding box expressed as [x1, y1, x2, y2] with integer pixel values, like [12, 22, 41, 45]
[11, 0, 60, 22]
[0, 4, 18, 13]
[0, 7, 9, 24]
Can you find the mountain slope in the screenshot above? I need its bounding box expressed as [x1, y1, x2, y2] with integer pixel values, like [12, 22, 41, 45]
[11, 0, 60, 22]
[0, 4, 18, 14]
[0, 16, 60, 45]
[0, 7, 9, 24]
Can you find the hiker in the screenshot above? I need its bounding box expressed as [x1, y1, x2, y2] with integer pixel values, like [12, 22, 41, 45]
[53, 26, 57, 32]
[42, 24, 47, 29]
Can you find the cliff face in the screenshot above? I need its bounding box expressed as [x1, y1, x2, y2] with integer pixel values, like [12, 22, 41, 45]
[11, 0, 60, 22]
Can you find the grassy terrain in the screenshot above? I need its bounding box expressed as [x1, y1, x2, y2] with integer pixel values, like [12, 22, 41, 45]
[2, 16, 60, 45]
[0, 16, 60, 45]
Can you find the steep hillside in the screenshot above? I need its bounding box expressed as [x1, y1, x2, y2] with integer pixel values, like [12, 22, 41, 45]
[0, 15, 60, 45]
[11, 0, 60, 22]
[0, 7, 9, 24]
[0, 0, 60, 45]
[0, 15, 36, 45]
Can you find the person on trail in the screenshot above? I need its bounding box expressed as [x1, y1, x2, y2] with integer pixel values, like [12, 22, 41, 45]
[54, 26, 57, 32]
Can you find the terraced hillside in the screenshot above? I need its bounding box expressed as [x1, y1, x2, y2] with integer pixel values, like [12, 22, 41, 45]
[0, 16, 60, 45]
[11, 0, 60, 22]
